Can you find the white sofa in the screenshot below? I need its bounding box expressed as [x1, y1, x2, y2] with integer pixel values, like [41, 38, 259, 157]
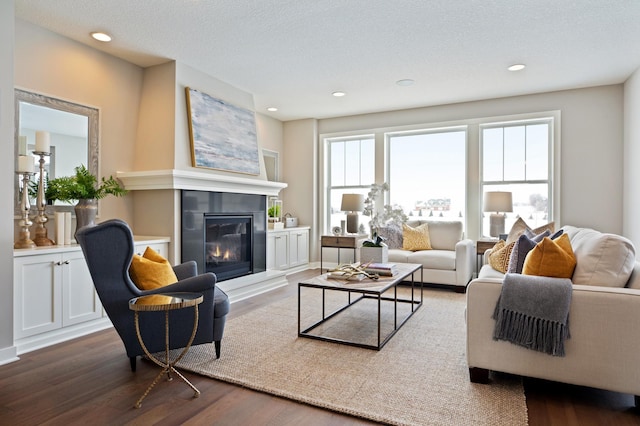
[377, 220, 475, 290]
[466, 225, 640, 404]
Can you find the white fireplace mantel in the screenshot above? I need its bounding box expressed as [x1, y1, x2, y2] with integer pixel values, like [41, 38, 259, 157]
[117, 169, 287, 196]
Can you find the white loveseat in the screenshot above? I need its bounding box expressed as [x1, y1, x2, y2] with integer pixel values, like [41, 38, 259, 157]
[377, 220, 475, 290]
[466, 225, 640, 404]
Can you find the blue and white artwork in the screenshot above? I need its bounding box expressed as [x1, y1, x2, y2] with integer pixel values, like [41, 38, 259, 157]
[186, 87, 260, 175]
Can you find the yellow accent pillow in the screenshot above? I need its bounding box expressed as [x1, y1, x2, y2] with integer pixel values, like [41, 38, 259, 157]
[522, 234, 576, 279]
[488, 240, 516, 273]
[402, 223, 432, 251]
[129, 246, 178, 290]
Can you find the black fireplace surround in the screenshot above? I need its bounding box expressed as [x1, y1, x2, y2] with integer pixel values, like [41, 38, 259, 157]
[181, 190, 266, 281]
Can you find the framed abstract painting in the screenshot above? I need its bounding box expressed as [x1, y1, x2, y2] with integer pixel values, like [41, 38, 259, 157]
[185, 87, 260, 175]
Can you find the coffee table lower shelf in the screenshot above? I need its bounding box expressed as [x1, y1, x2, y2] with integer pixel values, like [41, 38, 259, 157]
[297, 263, 423, 350]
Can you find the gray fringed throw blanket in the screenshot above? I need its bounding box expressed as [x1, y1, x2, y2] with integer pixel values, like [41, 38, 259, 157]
[493, 273, 572, 356]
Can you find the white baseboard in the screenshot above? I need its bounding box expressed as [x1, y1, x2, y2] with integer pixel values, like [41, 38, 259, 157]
[15, 317, 113, 355]
[0, 345, 19, 366]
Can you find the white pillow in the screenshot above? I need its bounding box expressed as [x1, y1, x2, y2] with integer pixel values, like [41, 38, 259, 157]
[563, 226, 636, 287]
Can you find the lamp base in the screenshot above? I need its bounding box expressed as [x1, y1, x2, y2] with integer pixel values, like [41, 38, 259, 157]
[346, 212, 359, 234]
[489, 213, 505, 238]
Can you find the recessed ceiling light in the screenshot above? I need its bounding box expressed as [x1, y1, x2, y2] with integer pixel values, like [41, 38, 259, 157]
[91, 32, 112, 42]
[266, 107, 278, 112]
[508, 64, 526, 71]
[396, 79, 415, 86]
[332, 91, 346, 97]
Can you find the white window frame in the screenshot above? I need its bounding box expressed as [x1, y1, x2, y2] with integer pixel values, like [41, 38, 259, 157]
[479, 114, 559, 236]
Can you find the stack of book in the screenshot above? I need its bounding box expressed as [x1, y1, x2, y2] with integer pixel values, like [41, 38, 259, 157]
[363, 262, 397, 276]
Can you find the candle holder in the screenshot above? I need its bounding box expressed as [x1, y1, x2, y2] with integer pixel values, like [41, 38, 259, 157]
[15, 171, 36, 249]
[32, 151, 55, 246]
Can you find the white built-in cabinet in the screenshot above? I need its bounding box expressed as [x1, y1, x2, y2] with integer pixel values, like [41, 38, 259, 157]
[267, 227, 309, 271]
[13, 236, 169, 354]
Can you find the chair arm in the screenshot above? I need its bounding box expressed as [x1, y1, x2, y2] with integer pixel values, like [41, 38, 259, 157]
[144, 272, 217, 296]
[454, 239, 475, 286]
[172, 260, 198, 280]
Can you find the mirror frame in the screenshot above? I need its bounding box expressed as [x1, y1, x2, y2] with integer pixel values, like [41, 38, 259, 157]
[14, 89, 99, 215]
[262, 148, 279, 182]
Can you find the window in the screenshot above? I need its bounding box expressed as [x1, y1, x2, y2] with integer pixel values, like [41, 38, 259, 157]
[387, 128, 467, 224]
[481, 119, 553, 237]
[325, 136, 374, 233]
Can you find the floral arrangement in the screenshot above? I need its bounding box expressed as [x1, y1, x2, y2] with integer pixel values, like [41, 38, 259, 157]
[362, 182, 407, 243]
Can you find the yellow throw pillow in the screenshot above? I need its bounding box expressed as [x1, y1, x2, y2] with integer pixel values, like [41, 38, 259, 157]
[522, 234, 576, 279]
[129, 246, 178, 290]
[488, 240, 515, 273]
[402, 223, 432, 251]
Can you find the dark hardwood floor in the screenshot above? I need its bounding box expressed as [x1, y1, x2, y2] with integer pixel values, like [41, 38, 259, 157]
[1, 268, 638, 425]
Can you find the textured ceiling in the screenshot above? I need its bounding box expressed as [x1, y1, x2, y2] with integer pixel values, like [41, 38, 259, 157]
[14, 0, 640, 121]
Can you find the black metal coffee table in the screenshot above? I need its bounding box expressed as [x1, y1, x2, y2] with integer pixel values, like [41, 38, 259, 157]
[298, 263, 423, 350]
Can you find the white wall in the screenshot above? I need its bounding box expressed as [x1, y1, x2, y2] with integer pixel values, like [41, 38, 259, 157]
[624, 67, 640, 252]
[14, 19, 145, 229]
[282, 119, 318, 258]
[283, 85, 625, 259]
[0, 0, 17, 365]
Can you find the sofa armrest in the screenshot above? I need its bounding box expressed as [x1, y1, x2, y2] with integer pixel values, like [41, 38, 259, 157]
[466, 278, 640, 395]
[454, 239, 475, 286]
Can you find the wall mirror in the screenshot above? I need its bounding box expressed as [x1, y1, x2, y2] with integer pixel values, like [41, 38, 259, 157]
[262, 149, 279, 182]
[14, 89, 99, 215]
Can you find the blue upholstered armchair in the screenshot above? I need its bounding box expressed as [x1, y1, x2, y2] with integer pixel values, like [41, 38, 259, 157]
[76, 219, 229, 371]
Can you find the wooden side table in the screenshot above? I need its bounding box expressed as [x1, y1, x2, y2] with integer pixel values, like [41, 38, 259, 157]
[129, 292, 203, 408]
[320, 235, 364, 272]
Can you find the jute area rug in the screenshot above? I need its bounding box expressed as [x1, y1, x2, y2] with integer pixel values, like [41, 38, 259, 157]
[174, 286, 528, 425]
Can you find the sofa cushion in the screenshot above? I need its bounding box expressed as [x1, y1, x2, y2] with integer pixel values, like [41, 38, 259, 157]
[488, 240, 515, 273]
[505, 217, 555, 245]
[427, 221, 463, 250]
[407, 250, 456, 270]
[402, 223, 432, 251]
[522, 234, 576, 279]
[562, 225, 636, 287]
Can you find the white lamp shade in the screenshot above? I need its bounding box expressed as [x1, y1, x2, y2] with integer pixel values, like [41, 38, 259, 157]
[483, 191, 513, 213]
[341, 193, 364, 212]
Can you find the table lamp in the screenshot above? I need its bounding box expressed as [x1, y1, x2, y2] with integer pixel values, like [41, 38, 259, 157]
[483, 191, 513, 237]
[341, 193, 364, 234]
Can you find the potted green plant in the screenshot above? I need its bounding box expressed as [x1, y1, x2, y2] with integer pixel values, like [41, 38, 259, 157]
[361, 234, 389, 263]
[46, 164, 127, 236]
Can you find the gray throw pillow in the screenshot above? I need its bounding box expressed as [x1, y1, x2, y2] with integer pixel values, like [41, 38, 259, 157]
[376, 223, 403, 249]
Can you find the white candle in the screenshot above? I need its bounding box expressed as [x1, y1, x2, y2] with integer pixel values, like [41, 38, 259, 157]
[35, 131, 50, 153]
[17, 155, 34, 173]
[18, 136, 27, 155]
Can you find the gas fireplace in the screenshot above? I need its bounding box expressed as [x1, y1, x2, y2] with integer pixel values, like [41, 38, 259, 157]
[181, 190, 267, 282]
[204, 214, 253, 281]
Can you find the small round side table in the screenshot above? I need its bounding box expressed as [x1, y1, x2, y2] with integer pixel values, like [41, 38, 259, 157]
[129, 292, 203, 408]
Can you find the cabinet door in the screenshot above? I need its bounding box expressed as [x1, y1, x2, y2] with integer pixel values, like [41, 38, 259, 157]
[14, 254, 62, 339]
[289, 230, 309, 267]
[267, 231, 289, 270]
[62, 251, 102, 326]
